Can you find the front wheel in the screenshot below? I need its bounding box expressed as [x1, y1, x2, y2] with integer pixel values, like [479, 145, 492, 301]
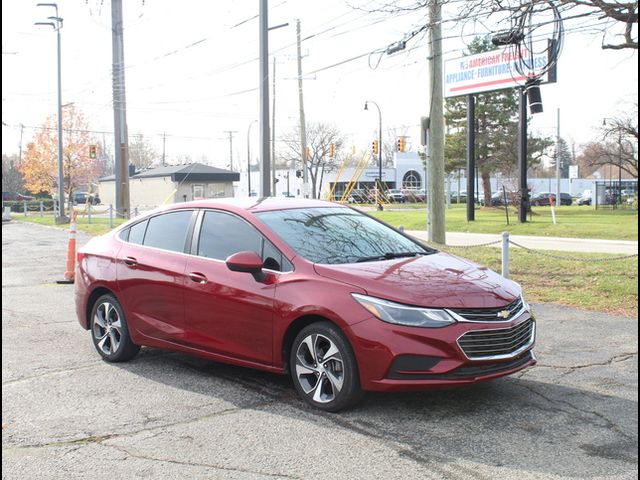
[90, 294, 140, 362]
[290, 322, 363, 412]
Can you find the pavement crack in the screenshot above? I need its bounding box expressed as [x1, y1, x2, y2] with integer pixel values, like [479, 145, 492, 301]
[517, 382, 636, 442]
[537, 352, 638, 374]
[2, 363, 103, 386]
[103, 443, 301, 479]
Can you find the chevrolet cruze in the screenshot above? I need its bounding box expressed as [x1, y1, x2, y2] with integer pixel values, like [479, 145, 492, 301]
[75, 198, 536, 411]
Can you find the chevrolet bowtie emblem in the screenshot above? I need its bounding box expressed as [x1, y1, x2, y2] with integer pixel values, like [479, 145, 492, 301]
[497, 310, 511, 319]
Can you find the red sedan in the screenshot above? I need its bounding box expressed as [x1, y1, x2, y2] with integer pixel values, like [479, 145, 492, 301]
[75, 198, 536, 411]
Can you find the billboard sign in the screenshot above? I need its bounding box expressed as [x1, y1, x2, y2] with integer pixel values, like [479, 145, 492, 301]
[444, 42, 556, 97]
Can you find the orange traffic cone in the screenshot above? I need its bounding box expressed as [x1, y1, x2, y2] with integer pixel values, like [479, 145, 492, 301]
[57, 210, 78, 284]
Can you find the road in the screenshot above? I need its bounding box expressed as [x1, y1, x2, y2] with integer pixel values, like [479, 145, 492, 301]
[2, 221, 638, 479]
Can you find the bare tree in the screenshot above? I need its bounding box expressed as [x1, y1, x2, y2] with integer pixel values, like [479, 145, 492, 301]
[129, 134, 158, 169]
[280, 122, 346, 198]
[2, 154, 24, 193]
[356, 1, 638, 50]
[578, 103, 639, 177]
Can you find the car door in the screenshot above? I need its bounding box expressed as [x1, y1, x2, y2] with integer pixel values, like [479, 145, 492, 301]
[182, 210, 286, 365]
[116, 210, 196, 343]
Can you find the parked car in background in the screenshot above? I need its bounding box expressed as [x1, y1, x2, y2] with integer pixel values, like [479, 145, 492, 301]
[75, 198, 536, 411]
[403, 188, 426, 202]
[73, 191, 101, 205]
[386, 189, 405, 203]
[2, 192, 35, 202]
[531, 192, 572, 206]
[577, 194, 592, 206]
[347, 189, 369, 204]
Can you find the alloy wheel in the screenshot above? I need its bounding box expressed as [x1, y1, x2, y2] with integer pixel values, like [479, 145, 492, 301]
[92, 301, 122, 356]
[295, 333, 345, 404]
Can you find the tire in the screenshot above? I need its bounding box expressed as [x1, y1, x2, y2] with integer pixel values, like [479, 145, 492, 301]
[90, 293, 140, 362]
[290, 322, 363, 412]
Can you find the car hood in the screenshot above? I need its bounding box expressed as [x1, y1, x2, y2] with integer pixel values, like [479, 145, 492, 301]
[314, 252, 520, 309]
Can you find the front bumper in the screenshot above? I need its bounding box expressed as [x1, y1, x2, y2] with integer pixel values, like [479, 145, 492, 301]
[346, 312, 536, 392]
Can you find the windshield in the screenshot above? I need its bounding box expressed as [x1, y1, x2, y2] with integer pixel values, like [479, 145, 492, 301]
[256, 207, 434, 264]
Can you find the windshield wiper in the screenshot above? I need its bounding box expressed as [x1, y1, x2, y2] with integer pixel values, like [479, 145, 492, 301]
[355, 251, 428, 263]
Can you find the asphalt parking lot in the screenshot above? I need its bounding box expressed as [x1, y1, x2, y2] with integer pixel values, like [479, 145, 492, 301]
[2, 220, 638, 480]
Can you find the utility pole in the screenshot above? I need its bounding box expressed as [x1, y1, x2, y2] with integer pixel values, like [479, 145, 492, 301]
[296, 19, 309, 198]
[111, 0, 130, 219]
[427, 0, 445, 244]
[272, 57, 277, 194]
[18, 123, 24, 163]
[556, 108, 561, 206]
[162, 132, 166, 166]
[224, 131, 237, 170]
[466, 95, 475, 221]
[259, 0, 271, 197]
[518, 88, 528, 223]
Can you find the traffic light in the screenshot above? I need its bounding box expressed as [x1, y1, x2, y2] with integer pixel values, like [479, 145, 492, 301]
[396, 137, 405, 152]
[296, 170, 302, 178]
[329, 144, 335, 158]
[372, 140, 379, 155]
[89, 145, 97, 159]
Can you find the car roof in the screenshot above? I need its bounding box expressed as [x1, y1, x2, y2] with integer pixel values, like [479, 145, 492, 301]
[163, 197, 346, 214]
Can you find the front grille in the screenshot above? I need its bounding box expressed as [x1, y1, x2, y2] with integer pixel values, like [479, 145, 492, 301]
[450, 296, 524, 322]
[457, 318, 535, 360]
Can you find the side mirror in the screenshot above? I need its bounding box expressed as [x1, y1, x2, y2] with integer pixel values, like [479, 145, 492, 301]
[226, 251, 265, 281]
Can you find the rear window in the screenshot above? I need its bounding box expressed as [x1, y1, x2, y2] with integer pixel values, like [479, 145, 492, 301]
[128, 220, 148, 245]
[143, 211, 193, 252]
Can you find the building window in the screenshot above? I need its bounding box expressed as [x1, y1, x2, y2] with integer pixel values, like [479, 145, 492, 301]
[403, 170, 421, 189]
[193, 184, 205, 199]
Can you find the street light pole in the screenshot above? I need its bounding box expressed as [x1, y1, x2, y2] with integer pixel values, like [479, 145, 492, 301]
[364, 100, 383, 211]
[247, 120, 257, 197]
[36, 3, 66, 223]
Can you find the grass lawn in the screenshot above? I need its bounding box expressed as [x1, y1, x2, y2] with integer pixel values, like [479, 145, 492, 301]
[368, 204, 638, 240]
[12, 213, 127, 235]
[446, 246, 638, 317]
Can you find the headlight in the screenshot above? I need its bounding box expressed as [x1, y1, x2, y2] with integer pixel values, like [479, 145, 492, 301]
[352, 294, 456, 328]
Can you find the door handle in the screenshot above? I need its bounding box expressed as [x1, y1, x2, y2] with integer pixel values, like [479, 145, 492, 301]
[124, 256, 138, 267]
[188, 272, 208, 284]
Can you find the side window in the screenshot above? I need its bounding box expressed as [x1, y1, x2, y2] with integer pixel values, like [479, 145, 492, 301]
[128, 220, 148, 245]
[262, 239, 293, 272]
[198, 211, 262, 261]
[143, 211, 193, 252]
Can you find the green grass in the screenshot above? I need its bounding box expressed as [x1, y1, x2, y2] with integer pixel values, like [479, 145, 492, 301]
[368, 204, 638, 240]
[445, 246, 638, 317]
[12, 213, 126, 235]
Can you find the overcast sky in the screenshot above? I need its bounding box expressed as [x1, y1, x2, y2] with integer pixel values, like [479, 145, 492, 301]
[2, 0, 638, 170]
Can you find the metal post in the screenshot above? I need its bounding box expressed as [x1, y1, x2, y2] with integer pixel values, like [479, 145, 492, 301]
[247, 120, 257, 196]
[55, 21, 65, 221]
[40, 201, 44, 217]
[466, 94, 475, 221]
[23, 201, 27, 216]
[556, 108, 561, 207]
[518, 88, 528, 223]
[109, 204, 113, 228]
[88, 202, 92, 224]
[501, 231, 510, 278]
[259, 0, 271, 197]
[296, 19, 309, 197]
[365, 100, 384, 211]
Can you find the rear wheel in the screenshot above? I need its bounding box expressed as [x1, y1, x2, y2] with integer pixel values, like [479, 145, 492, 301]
[290, 322, 363, 412]
[90, 294, 140, 362]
